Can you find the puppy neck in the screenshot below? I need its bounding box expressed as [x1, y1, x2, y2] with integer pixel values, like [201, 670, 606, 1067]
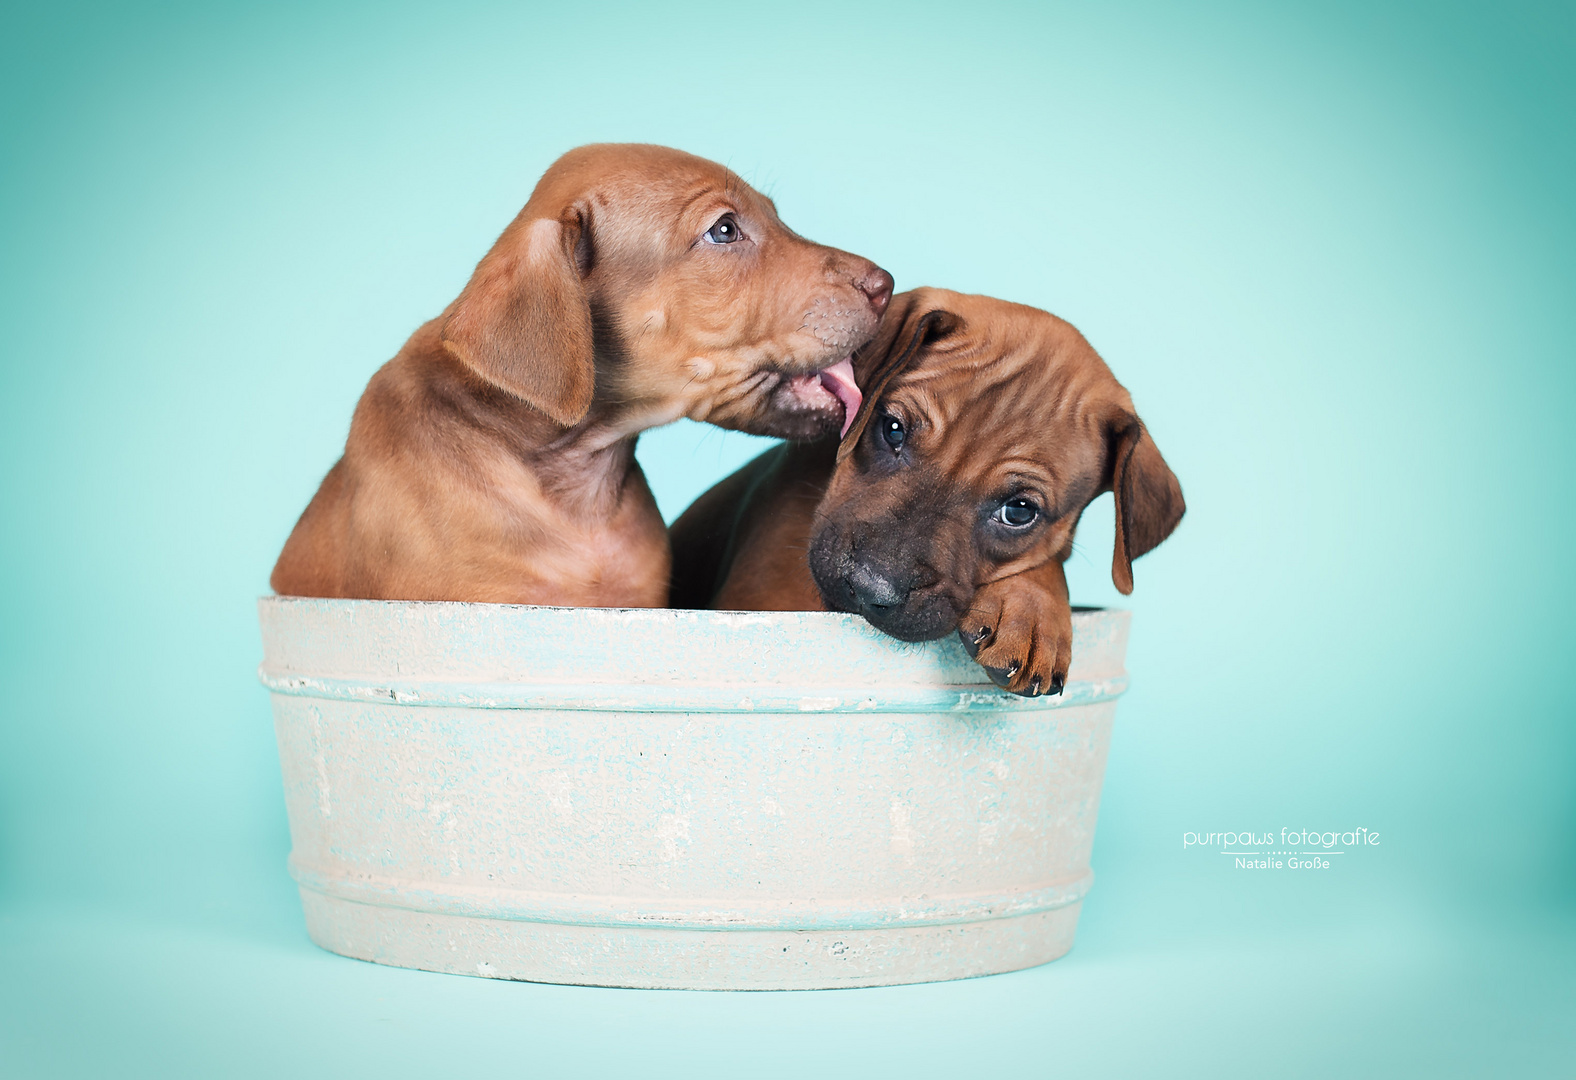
[529, 413, 643, 518]
[406, 326, 651, 523]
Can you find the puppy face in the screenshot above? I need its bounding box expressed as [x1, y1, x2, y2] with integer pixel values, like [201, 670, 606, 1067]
[441, 144, 890, 439]
[808, 289, 1184, 641]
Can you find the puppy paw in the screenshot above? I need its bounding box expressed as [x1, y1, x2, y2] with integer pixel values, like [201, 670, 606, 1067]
[958, 571, 1072, 698]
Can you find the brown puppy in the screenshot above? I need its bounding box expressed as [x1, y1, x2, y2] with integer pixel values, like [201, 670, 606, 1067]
[669, 288, 1184, 695]
[272, 144, 890, 604]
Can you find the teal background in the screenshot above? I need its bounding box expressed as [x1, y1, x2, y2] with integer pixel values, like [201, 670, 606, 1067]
[2, 1, 1573, 1075]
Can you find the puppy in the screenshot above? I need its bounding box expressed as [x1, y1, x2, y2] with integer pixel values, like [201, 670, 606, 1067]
[669, 288, 1184, 695]
[272, 144, 890, 604]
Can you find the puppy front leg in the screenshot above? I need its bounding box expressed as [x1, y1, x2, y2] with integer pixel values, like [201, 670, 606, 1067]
[959, 560, 1071, 698]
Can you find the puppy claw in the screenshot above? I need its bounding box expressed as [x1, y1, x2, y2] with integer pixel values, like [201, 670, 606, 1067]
[1049, 673, 1066, 696]
[958, 626, 994, 660]
[983, 661, 1021, 690]
[1027, 676, 1043, 697]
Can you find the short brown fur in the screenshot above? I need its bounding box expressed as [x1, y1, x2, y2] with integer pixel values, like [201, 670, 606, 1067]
[670, 288, 1184, 695]
[273, 144, 891, 604]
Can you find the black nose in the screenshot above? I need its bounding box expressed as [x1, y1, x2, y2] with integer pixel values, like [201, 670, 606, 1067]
[848, 561, 904, 613]
[855, 267, 894, 317]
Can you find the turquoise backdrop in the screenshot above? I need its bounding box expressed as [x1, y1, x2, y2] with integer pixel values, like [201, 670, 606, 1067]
[2, 1, 1572, 1076]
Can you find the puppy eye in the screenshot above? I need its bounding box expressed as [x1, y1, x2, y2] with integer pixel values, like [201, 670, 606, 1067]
[704, 213, 742, 244]
[879, 413, 906, 451]
[994, 497, 1039, 528]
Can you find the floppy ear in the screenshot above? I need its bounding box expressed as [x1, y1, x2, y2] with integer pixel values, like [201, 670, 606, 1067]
[1108, 414, 1185, 595]
[440, 210, 595, 427]
[839, 296, 961, 461]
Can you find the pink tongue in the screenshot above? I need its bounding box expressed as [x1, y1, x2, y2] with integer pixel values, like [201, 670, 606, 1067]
[818, 358, 863, 438]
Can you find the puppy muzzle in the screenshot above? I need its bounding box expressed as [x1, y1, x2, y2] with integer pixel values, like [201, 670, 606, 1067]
[809, 532, 962, 642]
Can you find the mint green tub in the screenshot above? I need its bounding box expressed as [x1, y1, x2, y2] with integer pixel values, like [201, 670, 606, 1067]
[257, 598, 1130, 990]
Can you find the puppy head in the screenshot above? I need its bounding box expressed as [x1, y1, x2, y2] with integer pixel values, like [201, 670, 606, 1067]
[440, 143, 891, 436]
[809, 289, 1185, 641]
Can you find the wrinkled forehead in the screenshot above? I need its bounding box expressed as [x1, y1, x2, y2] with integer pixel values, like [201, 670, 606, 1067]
[886, 310, 1118, 485]
[893, 308, 1072, 413]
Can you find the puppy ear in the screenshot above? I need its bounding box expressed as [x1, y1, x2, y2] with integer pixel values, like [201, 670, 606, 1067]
[839, 294, 961, 461]
[1108, 414, 1185, 595]
[440, 211, 595, 427]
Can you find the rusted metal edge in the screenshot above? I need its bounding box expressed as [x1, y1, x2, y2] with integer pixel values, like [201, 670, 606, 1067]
[288, 858, 1094, 930]
[256, 668, 1129, 713]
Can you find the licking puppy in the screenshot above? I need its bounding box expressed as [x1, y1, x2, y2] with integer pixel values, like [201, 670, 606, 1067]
[669, 288, 1184, 695]
[272, 143, 890, 604]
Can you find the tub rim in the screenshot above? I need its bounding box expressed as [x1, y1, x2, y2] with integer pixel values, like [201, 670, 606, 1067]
[257, 596, 1131, 713]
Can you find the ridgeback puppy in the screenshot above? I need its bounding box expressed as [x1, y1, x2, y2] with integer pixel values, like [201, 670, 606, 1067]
[272, 144, 890, 604]
[669, 288, 1184, 696]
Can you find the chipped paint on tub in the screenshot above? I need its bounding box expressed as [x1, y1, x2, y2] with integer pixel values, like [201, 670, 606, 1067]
[258, 598, 1130, 990]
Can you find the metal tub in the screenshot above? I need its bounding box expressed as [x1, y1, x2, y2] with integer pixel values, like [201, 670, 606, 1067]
[257, 598, 1130, 990]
